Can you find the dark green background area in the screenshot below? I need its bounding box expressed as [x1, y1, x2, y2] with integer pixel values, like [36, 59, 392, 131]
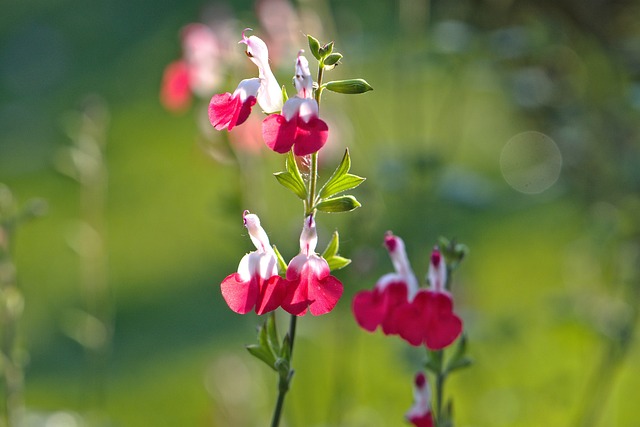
[1, 0, 639, 425]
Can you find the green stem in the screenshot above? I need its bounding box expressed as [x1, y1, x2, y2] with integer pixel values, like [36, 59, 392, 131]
[306, 62, 325, 215]
[270, 315, 298, 427]
[435, 370, 445, 426]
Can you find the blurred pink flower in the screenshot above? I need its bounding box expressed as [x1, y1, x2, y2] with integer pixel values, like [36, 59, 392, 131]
[161, 23, 221, 112]
[406, 372, 434, 427]
[160, 60, 192, 112]
[352, 233, 418, 334]
[352, 234, 463, 350]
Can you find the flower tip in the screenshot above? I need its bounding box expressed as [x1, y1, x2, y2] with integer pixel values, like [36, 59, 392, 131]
[243, 211, 260, 229]
[239, 28, 253, 44]
[384, 232, 398, 252]
[415, 372, 427, 389]
[305, 213, 315, 229]
[430, 248, 442, 267]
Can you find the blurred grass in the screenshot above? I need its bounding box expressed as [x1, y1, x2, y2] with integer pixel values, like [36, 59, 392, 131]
[2, 0, 640, 426]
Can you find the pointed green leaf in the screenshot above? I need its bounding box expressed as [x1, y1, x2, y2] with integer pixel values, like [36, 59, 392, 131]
[424, 349, 443, 374]
[307, 35, 321, 60]
[444, 333, 472, 373]
[322, 230, 340, 259]
[246, 345, 276, 370]
[272, 245, 288, 275]
[446, 356, 473, 373]
[319, 149, 354, 199]
[320, 174, 366, 199]
[274, 151, 307, 200]
[281, 85, 289, 103]
[324, 79, 373, 94]
[280, 333, 292, 360]
[274, 172, 306, 200]
[327, 255, 351, 271]
[323, 52, 342, 67]
[266, 313, 281, 356]
[319, 41, 334, 57]
[315, 195, 361, 213]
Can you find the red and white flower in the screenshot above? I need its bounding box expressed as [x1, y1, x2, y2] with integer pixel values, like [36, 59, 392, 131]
[405, 372, 434, 427]
[352, 233, 463, 350]
[393, 248, 462, 350]
[262, 51, 329, 156]
[352, 232, 418, 334]
[281, 214, 343, 316]
[208, 29, 282, 131]
[220, 211, 285, 315]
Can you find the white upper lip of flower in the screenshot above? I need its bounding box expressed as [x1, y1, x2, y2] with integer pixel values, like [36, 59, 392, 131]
[239, 29, 283, 114]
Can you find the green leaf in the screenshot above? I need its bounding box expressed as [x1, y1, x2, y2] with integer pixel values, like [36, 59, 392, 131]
[323, 52, 342, 67]
[281, 85, 289, 103]
[307, 35, 321, 60]
[327, 255, 351, 271]
[322, 230, 340, 259]
[315, 195, 361, 213]
[444, 333, 472, 374]
[246, 345, 276, 370]
[265, 313, 281, 357]
[320, 231, 352, 271]
[324, 79, 373, 94]
[272, 245, 288, 275]
[446, 356, 473, 373]
[280, 333, 292, 360]
[319, 149, 366, 199]
[319, 41, 334, 57]
[424, 349, 443, 374]
[320, 174, 366, 199]
[273, 151, 307, 200]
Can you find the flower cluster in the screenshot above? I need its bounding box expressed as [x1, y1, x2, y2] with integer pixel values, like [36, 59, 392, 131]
[208, 29, 328, 156]
[221, 211, 343, 316]
[352, 232, 463, 350]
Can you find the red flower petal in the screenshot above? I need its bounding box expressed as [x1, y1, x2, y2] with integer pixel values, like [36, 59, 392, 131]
[393, 300, 426, 346]
[262, 114, 296, 153]
[160, 60, 191, 112]
[233, 96, 257, 130]
[281, 276, 309, 316]
[408, 412, 434, 427]
[352, 289, 386, 332]
[220, 273, 259, 314]
[209, 92, 242, 130]
[380, 282, 410, 335]
[308, 274, 343, 316]
[292, 117, 329, 156]
[424, 293, 462, 350]
[281, 256, 343, 316]
[255, 275, 286, 315]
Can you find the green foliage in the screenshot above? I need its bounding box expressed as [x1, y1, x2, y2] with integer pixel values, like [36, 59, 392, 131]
[315, 195, 361, 213]
[321, 230, 352, 271]
[274, 151, 307, 200]
[246, 313, 292, 375]
[324, 79, 373, 94]
[318, 149, 366, 199]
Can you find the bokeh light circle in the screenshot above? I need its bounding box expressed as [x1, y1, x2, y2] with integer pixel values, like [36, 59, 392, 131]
[500, 131, 562, 194]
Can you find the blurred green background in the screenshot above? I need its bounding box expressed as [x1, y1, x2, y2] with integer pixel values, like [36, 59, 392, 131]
[1, 0, 640, 425]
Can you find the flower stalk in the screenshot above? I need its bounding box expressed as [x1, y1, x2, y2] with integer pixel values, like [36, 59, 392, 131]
[208, 29, 370, 426]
